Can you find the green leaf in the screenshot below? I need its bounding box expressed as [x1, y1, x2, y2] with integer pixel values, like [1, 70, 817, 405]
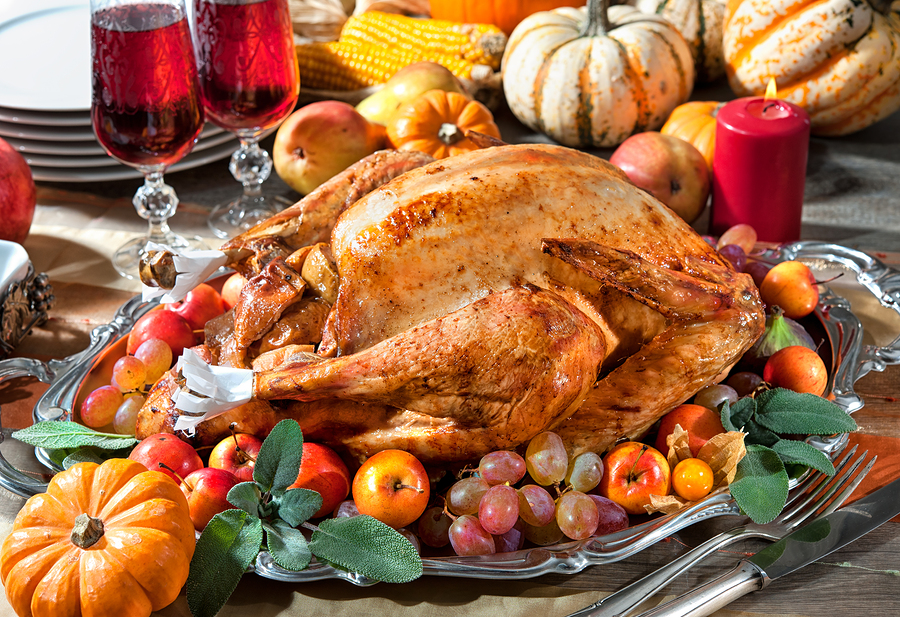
[264, 519, 312, 572]
[729, 445, 789, 524]
[772, 440, 836, 476]
[187, 509, 263, 617]
[310, 516, 423, 583]
[754, 389, 858, 435]
[253, 419, 303, 496]
[227, 482, 262, 517]
[61, 446, 133, 469]
[277, 488, 322, 527]
[721, 397, 756, 433]
[744, 418, 780, 447]
[13, 421, 138, 451]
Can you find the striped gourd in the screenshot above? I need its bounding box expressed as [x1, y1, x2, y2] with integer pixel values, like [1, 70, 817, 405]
[723, 0, 900, 136]
[502, 0, 694, 147]
[633, 0, 727, 83]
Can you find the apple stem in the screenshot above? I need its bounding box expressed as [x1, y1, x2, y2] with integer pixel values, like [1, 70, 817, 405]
[158, 462, 191, 490]
[815, 272, 845, 285]
[230, 424, 257, 464]
[394, 482, 425, 494]
[628, 445, 650, 482]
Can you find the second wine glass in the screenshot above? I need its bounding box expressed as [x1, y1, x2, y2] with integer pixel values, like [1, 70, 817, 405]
[193, 0, 300, 239]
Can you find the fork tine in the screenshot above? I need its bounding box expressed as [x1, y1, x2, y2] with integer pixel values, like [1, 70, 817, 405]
[816, 454, 877, 517]
[781, 444, 857, 511]
[783, 448, 870, 527]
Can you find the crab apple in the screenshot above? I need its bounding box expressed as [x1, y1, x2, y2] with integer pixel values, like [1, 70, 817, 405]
[599, 442, 671, 515]
[654, 404, 726, 457]
[220, 272, 247, 310]
[164, 282, 225, 331]
[180, 467, 239, 530]
[126, 309, 195, 358]
[351, 449, 430, 529]
[763, 346, 828, 396]
[759, 261, 819, 319]
[208, 432, 263, 482]
[128, 433, 203, 483]
[288, 442, 352, 518]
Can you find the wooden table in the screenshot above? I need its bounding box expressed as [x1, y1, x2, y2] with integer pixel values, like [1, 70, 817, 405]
[1, 100, 899, 617]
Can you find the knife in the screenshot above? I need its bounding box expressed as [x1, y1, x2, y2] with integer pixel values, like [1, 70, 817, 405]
[632, 474, 900, 617]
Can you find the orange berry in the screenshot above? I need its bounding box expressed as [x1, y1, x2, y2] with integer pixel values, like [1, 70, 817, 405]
[671, 458, 714, 502]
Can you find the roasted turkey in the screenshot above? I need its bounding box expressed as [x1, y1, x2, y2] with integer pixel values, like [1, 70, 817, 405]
[137, 143, 765, 465]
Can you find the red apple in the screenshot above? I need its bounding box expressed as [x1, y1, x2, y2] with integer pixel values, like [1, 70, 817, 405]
[208, 432, 263, 482]
[654, 404, 726, 458]
[759, 260, 819, 319]
[220, 272, 247, 310]
[164, 282, 225, 331]
[599, 442, 671, 515]
[289, 442, 352, 518]
[351, 449, 430, 528]
[127, 309, 195, 358]
[273, 101, 387, 195]
[180, 467, 240, 530]
[610, 132, 710, 223]
[128, 433, 204, 483]
[0, 137, 36, 244]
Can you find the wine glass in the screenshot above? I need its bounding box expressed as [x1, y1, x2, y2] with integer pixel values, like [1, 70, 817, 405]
[90, 0, 207, 278]
[193, 0, 300, 239]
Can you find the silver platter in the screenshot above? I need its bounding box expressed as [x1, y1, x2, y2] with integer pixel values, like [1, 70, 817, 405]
[0, 241, 898, 584]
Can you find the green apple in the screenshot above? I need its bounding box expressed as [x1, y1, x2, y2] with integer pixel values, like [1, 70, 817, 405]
[273, 100, 387, 196]
[356, 61, 468, 126]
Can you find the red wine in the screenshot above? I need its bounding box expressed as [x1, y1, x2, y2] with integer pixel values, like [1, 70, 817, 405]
[91, 4, 204, 169]
[194, 0, 299, 132]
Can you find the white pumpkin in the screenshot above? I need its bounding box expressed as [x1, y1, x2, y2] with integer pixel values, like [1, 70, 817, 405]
[724, 0, 900, 136]
[501, 0, 695, 147]
[633, 0, 727, 83]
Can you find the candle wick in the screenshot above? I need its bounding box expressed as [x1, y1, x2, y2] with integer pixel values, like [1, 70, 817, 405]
[763, 102, 779, 113]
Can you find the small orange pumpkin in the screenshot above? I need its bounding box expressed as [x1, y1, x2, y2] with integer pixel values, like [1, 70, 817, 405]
[660, 101, 725, 171]
[0, 458, 196, 617]
[429, 0, 587, 36]
[387, 90, 502, 159]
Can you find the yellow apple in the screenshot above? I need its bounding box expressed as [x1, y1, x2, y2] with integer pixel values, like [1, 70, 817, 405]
[356, 61, 468, 126]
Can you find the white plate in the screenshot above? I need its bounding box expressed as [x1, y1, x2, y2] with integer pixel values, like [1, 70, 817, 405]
[0, 0, 91, 112]
[21, 130, 237, 168]
[29, 137, 237, 182]
[0, 106, 91, 127]
[0, 119, 225, 143]
[3, 135, 105, 156]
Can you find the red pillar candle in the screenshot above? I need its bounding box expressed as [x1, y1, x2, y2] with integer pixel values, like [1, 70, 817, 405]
[711, 97, 811, 243]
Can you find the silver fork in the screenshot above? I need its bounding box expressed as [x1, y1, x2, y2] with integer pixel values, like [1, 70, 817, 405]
[567, 445, 876, 617]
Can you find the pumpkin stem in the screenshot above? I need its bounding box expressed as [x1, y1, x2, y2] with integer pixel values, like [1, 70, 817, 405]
[868, 0, 893, 15]
[71, 513, 104, 549]
[583, 0, 612, 38]
[438, 123, 464, 145]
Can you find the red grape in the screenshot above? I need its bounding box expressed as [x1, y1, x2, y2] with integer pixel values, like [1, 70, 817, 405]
[447, 476, 491, 516]
[556, 491, 599, 540]
[133, 338, 173, 384]
[417, 506, 452, 548]
[587, 494, 630, 536]
[449, 515, 496, 556]
[112, 355, 147, 393]
[478, 484, 519, 535]
[693, 384, 738, 411]
[478, 450, 526, 486]
[517, 484, 556, 527]
[726, 371, 764, 397]
[565, 452, 604, 492]
[113, 393, 145, 435]
[718, 244, 747, 272]
[493, 520, 525, 553]
[717, 224, 757, 254]
[522, 517, 564, 546]
[525, 431, 568, 486]
[81, 385, 125, 429]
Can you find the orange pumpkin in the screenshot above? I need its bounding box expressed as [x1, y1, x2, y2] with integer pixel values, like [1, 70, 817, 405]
[387, 90, 502, 159]
[661, 101, 725, 171]
[429, 0, 587, 35]
[1, 459, 196, 617]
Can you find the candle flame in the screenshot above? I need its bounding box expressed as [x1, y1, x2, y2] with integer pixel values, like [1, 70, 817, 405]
[764, 78, 778, 101]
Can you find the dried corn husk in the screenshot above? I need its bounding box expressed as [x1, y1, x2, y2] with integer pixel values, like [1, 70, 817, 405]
[647, 425, 746, 515]
[353, 0, 430, 15]
[289, 0, 430, 42]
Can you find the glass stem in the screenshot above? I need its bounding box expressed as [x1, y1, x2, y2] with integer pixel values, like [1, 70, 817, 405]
[135, 170, 179, 245]
[230, 133, 272, 199]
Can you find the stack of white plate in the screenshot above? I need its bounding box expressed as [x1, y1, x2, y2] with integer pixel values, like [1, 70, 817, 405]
[0, 0, 237, 183]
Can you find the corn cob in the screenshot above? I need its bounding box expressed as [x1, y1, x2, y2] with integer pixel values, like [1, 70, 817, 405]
[339, 11, 507, 72]
[296, 40, 493, 91]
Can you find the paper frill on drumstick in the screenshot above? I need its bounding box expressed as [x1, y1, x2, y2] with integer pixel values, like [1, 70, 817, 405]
[141, 242, 229, 304]
[172, 348, 254, 432]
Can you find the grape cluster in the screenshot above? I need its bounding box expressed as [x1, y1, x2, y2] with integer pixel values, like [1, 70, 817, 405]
[421, 431, 629, 557]
[80, 338, 174, 435]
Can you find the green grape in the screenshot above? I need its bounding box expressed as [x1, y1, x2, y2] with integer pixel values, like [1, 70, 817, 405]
[525, 431, 568, 486]
[556, 491, 599, 540]
[134, 338, 173, 384]
[80, 385, 124, 429]
[517, 484, 555, 527]
[113, 394, 145, 435]
[112, 355, 147, 393]
[522, 517, 564, 546]
[565, 452, 604, 492]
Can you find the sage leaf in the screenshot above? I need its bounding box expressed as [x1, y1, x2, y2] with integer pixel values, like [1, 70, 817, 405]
[264, 519, 312, 571]
[13, 421, 138, 451]
[254, 419, 303, 496]
[744, 418, 780, 447]
[772, 440, 836, 476]
[730, 445, 789, 524]
[754, 389, 858, 435]
[310, 515, 423, 583]
[721, 397, 756, 432]
[187, 509, 263, 617]
[61, 446, 132, 469]
[227, 482, 262, 517]
[277, 487, 322, 527]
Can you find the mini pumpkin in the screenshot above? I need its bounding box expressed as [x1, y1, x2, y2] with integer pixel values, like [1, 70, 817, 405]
[633, 0, 727, 83]
[429, 0, 588, 35]
[0, 458, 196, 617]
[502, 0, 695, 147]
[661, 100, 725, 171]
[724, 0, 900, 136]
[387, 89, 502, 159]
